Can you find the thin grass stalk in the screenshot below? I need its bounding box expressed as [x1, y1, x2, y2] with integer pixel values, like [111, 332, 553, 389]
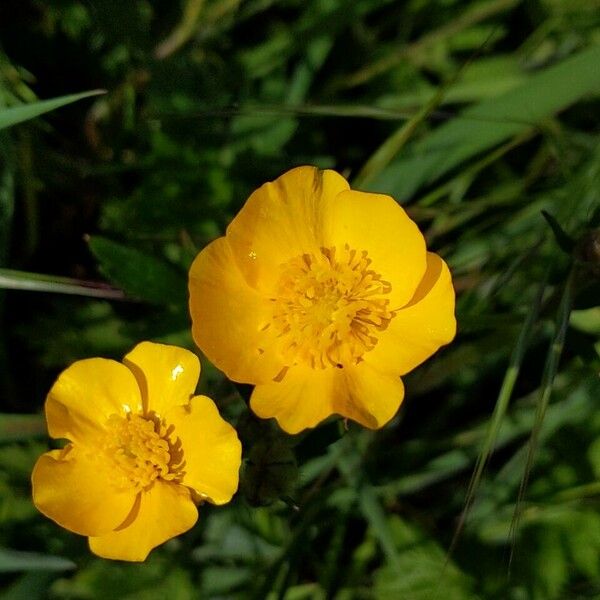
[448, 268, 548, 559]
[509, 267, 575, 567]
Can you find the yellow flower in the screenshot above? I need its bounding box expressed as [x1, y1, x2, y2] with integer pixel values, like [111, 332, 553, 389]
[31, 341, 241, 562]
[189, 166, 456, 434]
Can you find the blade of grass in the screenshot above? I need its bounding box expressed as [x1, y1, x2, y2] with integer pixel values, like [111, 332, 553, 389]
[370, 45, 600, 199]
[154, 0, 205, 59]
[340, 0, 519, 89]
[0, 548, 75, 573]
[448, 266, 548, 559]
[353, 26, 498, 189]
[0, 90, 105, 131]
[509, 267, 575, 567]
[0, 268, 127, 299]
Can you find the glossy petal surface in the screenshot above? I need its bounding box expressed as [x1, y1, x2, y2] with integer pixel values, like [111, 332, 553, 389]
[188, 167, 456, 432]
[33, 342, 239, 562]
[338, 362, 405, 429]
[251, 367, 340, 434]
[45, 358, 142, 446]
[366, 253, 456, 376]
[189, 236, 284, 384]
[165, 395, 241, 504]
[124, 341, 200, 416]
[32, 447, 136, 537]
[88, 481, 198, 561]
[226, 166, 350, 291]
[324, 189, 427, 308]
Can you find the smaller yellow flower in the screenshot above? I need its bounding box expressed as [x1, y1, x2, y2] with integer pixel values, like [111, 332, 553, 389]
[31, 342, 241, 562]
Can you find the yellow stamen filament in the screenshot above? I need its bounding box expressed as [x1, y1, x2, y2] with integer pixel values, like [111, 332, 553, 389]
[104, 414, 184, 491]
[270, 245, 393, 369]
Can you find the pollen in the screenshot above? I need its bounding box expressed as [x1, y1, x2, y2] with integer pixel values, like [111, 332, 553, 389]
[271, 245, 394, 369]
[104, 413, 184, 491]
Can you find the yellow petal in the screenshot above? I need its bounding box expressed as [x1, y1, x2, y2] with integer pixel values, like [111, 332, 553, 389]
[226, 166, 350, 291]
[324, 189, 427, 308]
[31, 447, 137, 537]
[88, 481, 198, 562]
[337, 362, 405, 429]
[123, 341, 200, 417]
[365, 252, 456, 376]
[189, 236, 284, 384]
[164, 395, 241, 505]
[45, 358, 142, 445]
[250, 367, 340, 434]
[250, 363, 404, 432]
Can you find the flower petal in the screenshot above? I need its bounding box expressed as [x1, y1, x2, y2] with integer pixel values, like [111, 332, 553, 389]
[324, 189, 427, 308]
[189, 236, 284, 384]
[123, 341, 200, 417]
[250, 363, 404, 433]
[88, 481, 198, 562]
[250, 367, 340, 434]
[45, 358, 142, 445]
[226, 166, 350, 291]
[31, 447, 137, 537]
[365, 252, 456, 376]
[164, 395, 241, 505]
[337, 362, 405, 429]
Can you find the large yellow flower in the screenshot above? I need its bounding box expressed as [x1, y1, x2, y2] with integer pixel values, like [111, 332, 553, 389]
[31, 342, 241, 561]
[189, 166, 456, 434]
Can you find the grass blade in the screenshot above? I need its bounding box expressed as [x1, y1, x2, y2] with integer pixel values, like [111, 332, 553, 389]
[0, 548, 75, 573]
[369, 45, 600, 199]
[0, 268, 126, 299]
[509, 268, 575, 564]
[0, 90, 105, 131]
[353, 26, 498, 190]
[448, 270, 548, 557]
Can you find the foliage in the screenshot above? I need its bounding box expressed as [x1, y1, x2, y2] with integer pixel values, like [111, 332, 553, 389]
[0, 0, 599, 598]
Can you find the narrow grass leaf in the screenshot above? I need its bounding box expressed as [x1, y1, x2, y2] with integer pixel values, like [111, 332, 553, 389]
[0, 548, 75, 572]
[369, 45, 600, 199]
[0, 268, 126, 299]
[448, 269, 547, 558]
[509, 269, 575, 564]
[0, 90, 105, 131]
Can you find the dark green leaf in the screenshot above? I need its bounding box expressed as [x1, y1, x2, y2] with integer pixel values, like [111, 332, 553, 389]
[88, 236, 187, 306]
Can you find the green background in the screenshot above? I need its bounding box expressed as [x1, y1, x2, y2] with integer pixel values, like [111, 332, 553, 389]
[0, 0, 599, 598]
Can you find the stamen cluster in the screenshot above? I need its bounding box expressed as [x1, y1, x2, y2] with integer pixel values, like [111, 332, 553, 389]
[271, 244, 393, 369]
[104, 413, 184, 490]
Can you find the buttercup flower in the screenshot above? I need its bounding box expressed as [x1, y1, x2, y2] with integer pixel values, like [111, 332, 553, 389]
[189, 166, 456, 434]
[32, 342, 241, 561]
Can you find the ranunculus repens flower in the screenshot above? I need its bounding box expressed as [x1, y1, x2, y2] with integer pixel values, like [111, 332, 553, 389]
[32, 341, 241, 561]
[189, 167, 456, 434]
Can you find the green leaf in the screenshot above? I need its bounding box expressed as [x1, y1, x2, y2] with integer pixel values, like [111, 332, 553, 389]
[368, 45, 600, 199]
[88, 236, 187, 306]
[0, 90, 105, 131]
[0, 414, 46, 442]
[373, 517, 477, 600]
[0, 548, 75, 572]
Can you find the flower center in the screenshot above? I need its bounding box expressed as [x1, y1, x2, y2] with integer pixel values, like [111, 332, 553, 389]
[104, 413, 184, 491]
[269, 245, 394, 369]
